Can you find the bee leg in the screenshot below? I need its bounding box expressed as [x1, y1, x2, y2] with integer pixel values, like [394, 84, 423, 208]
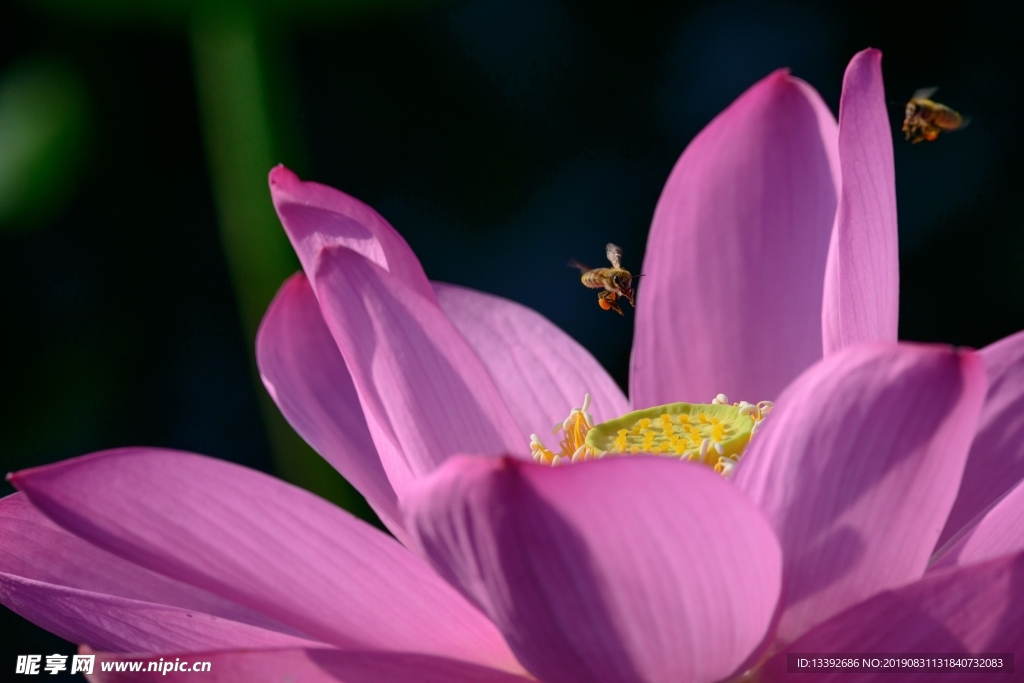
[598, 291, 624, 315]
[603, 299, 623, 315]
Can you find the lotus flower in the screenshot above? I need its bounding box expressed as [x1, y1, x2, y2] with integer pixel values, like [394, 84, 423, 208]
[3, 49, 1022, 682]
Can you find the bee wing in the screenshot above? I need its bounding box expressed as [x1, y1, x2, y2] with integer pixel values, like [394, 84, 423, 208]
[568, 258, 591, 273]
[912, 87, 938, 100]
[605, 243, 623, 269]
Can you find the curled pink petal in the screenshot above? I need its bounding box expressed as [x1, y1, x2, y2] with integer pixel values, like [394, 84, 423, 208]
[632, 69, 838, 408]
[931, 475, 1024, 571]
[313, 246, 524, 497]
[88, 648, 534, 683]
[938, 328, 1024, 547]
[821, 49, 899, 354]
[759, 551, 1024, 682]
[734, 343, 986, 644]
[269, 165, 435, 303]
[434, 282, 629, 439]
[257, 272, 404, 537]
[10, 449, 522, 673]
[405, 456, 781, 683]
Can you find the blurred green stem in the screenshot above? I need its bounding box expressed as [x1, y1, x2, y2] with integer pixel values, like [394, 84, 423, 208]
[189, 3, 360, 510]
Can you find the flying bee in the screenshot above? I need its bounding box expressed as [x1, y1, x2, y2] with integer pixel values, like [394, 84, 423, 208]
[903, 88, 966, 143]
[570, 243, 641, 316]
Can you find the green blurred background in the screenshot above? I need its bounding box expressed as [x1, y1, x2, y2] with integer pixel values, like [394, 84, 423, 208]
[2, 0, 1022, 673]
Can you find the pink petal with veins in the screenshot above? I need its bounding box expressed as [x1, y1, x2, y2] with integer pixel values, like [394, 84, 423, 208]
[822, 49, 899, 354]
[257, 273, 404, 539]
[735, 343, 985, 644]
[10, 449, 522, 673]
[313, 247, 524, 497]
[269, 165, 435, 303]
[632, 69, 838, 407]
[406, 456, 781, 683]
[938, 328, 1024, 548]
[760, 552, 1024, 682]
[434, 282, 628, 440]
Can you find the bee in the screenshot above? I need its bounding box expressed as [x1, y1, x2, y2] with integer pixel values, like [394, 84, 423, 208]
[570, 243, 641, 316]
[903, 88, 966, 143]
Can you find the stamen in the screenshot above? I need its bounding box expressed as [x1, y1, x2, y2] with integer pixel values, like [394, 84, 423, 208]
[531, 394, 595, 466]
[530, 394, 773, 477]
[715, 456, 738, 477]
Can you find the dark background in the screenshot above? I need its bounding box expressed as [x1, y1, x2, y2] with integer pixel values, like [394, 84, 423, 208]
[1, 0, 1021, 675]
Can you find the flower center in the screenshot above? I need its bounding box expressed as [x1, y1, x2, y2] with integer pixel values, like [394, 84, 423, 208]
[530, 394, 772, 476]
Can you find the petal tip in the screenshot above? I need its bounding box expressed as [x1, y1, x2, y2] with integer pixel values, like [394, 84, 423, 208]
[740, 66, 827, 119]
[268, 163, 298, 188]
[847, 48, 884, 77]
[752, 67, 802, 98]
[268, 166, 305, 207]
[6, 465, 34, 490]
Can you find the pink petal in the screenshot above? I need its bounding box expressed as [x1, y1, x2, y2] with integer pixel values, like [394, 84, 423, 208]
[88, 648, 534, 683]
[733, 343, 986, 644]
[405, 455, 782, 683]
[268, 165, 436, 303]
[631, 69, 838, 408]
[256, 272, 404, 538]
[792, 79, 842, 192]
[931, 475, 1024, 571]
[10, 449, 522, 673]
[938, 328, 1024, 547]
[434, 282, 629, 439]
[0, 575, 319, 653]
[0, 493, 316, 652]
[0, 493, 307, 636]
[759, 551, 1024, 682]
[821, 49, 899, 355]
[313, 246, 524, 498]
